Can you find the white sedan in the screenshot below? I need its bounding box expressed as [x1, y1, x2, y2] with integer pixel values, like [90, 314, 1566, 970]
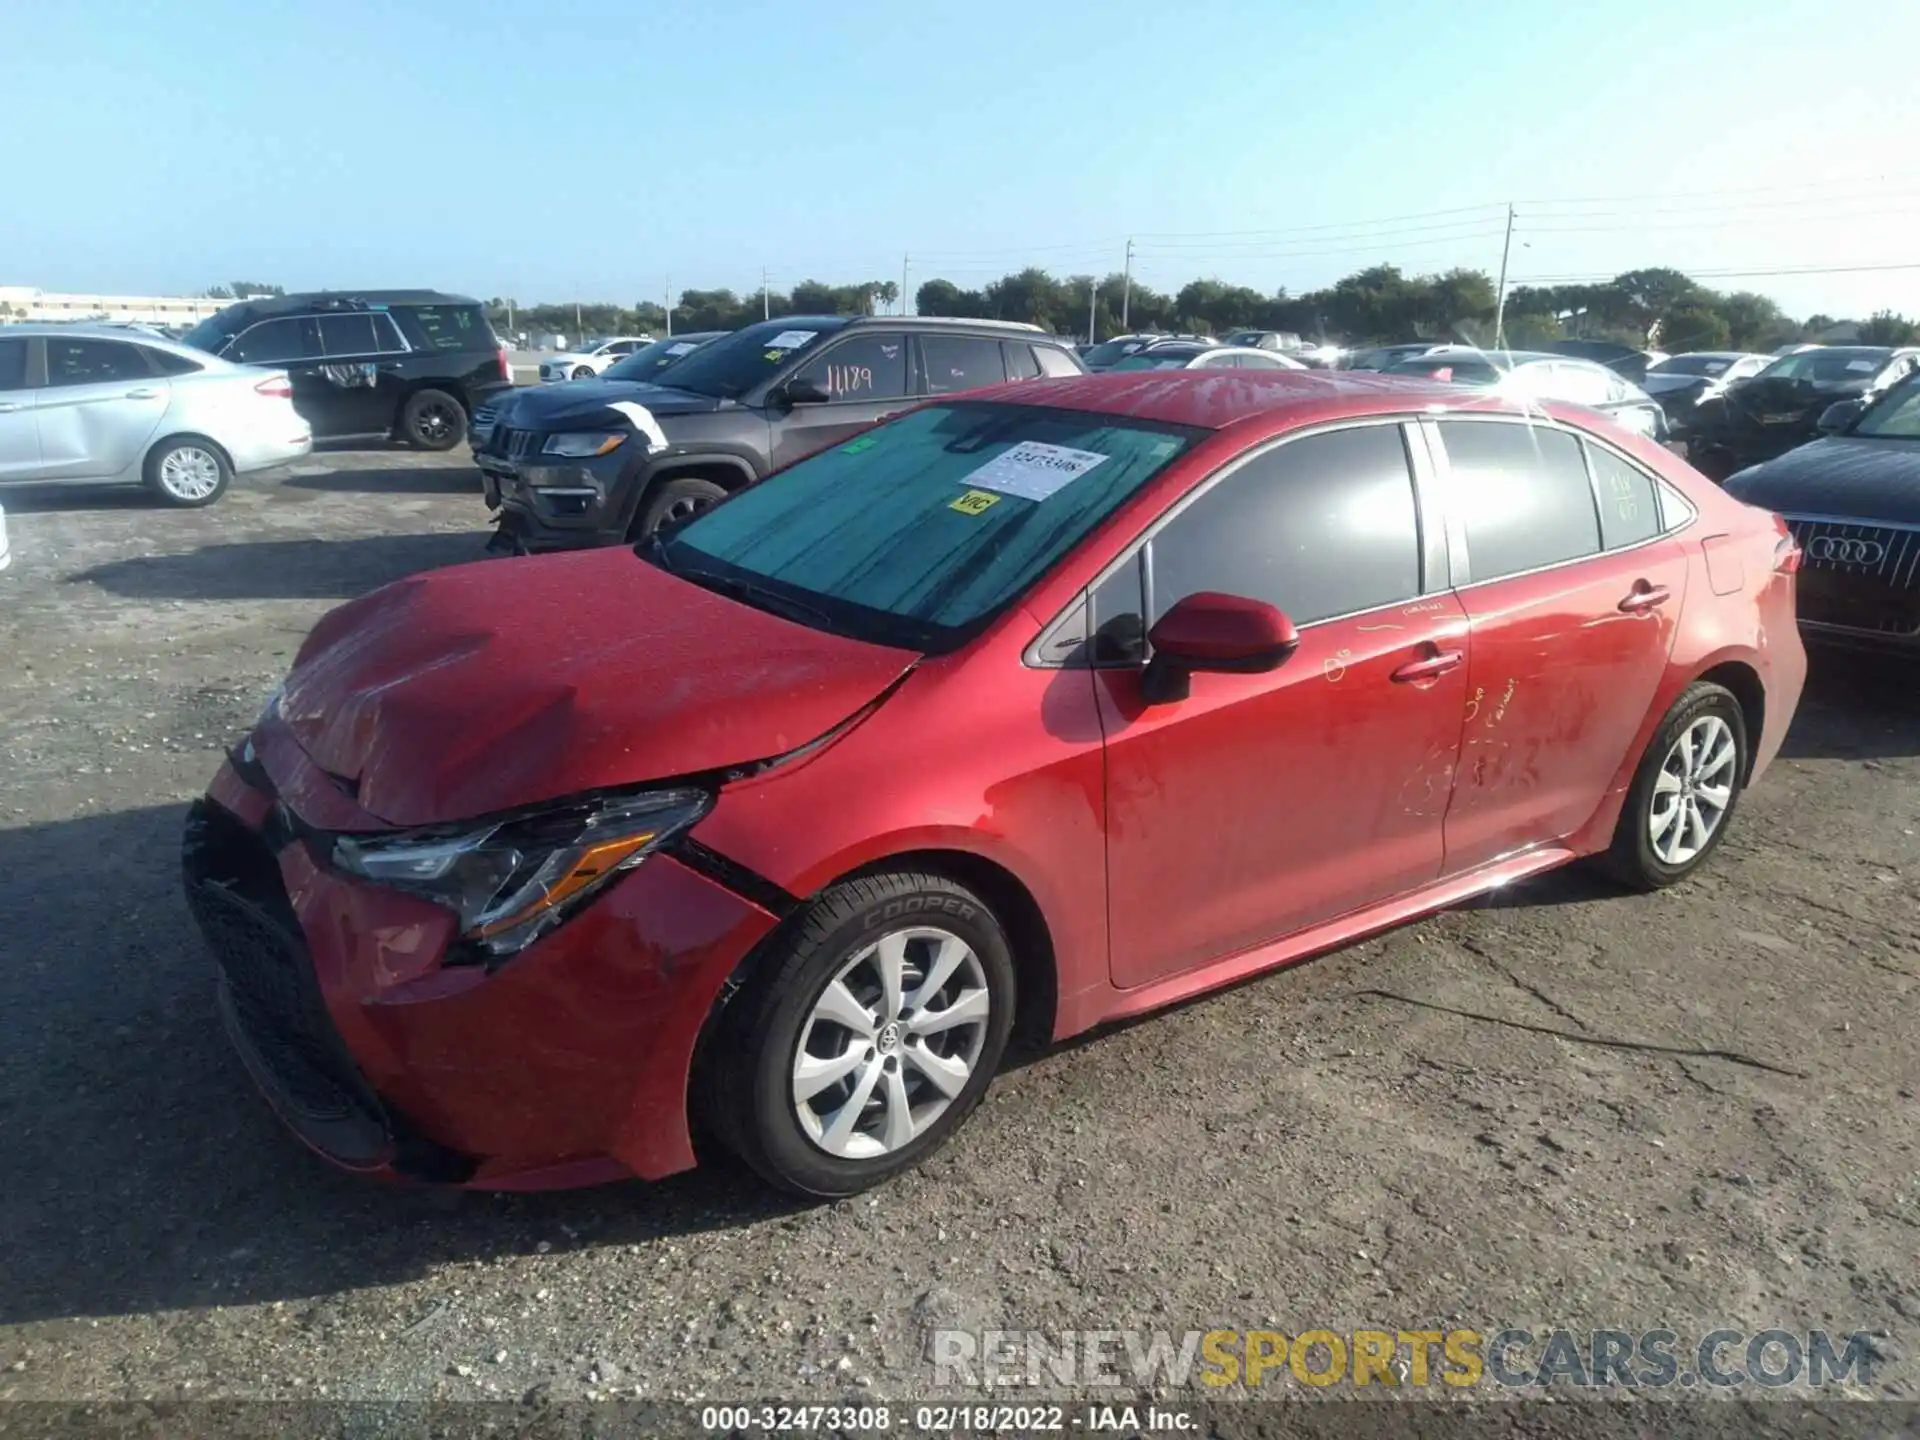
[538, 336, 655, 382]
[0, 324, 312, 507]
[1108, 341, 1310, 371]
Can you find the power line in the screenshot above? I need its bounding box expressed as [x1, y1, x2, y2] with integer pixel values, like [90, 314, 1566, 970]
[1130, 202, 1507, 240]
[1511, 260, 1920, 284]
[1515, 175, 1900, 207]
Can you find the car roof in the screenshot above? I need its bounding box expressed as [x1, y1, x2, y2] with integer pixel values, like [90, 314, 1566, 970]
[222, 289, 483, 316]
[958, 368, 1532, 430]
[0, 321, 231, 361]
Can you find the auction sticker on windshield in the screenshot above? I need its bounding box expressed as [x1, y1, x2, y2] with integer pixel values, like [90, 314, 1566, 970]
[949, 489, 1001, 516]
[965, 441, 1109, 503]
[766, 330, 818, 351]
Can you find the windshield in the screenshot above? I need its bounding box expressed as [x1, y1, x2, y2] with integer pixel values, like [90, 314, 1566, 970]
[1387, 355, 1500, 386]
[1081, 338, 1154, 368]
[645, 319, 840, 398]
[1112, 348, 1205, 371]
[601, 334, 715, 382]
[1757, 347, 1892, 386]
[1853, 375, 1920, 438]
[1652, 355, 1733, 378]
[655, 401, 1201, 651]
[179, 307, 246, 354]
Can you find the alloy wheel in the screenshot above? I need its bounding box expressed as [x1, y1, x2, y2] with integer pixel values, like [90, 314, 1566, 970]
[790, 927, 991, 1160]
[665, 495, 714, 525]
[1649, 714, 1737, 866]
[158, 446, 221, 501]
[415, 403, 456, 443]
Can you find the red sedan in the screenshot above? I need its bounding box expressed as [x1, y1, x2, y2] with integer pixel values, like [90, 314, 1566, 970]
[184, 371, 1806, 1197]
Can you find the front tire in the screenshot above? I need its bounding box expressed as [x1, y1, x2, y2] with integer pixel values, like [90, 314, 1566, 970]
[400, 389, 466, 451]
[1599, 681, 1748, 890]
[144, 437, 231, 507]
[704, 872, 1017, 1198]
[572, 365, 596, 381]
[632, 475, 728, 539]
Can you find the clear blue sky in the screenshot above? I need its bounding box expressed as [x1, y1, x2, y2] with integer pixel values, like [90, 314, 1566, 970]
[8, 0, 1919, 321]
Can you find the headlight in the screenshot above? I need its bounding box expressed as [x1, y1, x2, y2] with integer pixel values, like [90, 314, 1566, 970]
[542, 431, 626, 458]
[332, 788, 711, 961]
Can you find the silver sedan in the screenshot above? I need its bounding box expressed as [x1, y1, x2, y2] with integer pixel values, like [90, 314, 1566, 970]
[0, 323, 312, 506]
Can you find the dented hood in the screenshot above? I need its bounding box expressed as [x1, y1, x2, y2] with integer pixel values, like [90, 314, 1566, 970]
[278, 549, 917, 827]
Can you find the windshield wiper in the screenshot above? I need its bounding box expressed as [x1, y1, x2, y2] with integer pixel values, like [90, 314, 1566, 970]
[674, 564, 843, 633]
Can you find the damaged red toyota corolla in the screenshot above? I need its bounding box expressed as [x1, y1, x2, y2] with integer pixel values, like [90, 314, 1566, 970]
[184, 371, 1806, 1197]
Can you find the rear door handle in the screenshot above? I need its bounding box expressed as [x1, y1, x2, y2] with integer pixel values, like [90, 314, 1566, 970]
[1391, 649, 1464, 682]
[0, 402, 22, 413]
[1618, 584, 1671, 613]
[123, 387, 160, 399]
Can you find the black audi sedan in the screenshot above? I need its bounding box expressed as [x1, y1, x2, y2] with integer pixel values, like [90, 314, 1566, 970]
[1690, 345, 1920, 477]
[1724, 372, 1920, 654]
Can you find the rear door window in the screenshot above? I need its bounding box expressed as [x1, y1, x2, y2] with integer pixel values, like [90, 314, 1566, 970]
[1438, 420, 1600, 582]
[921, 335, 1007, 395]
[793, 333, 910, 401]
[318, 313, 386, 356]
[0, 338, 27, 390]
[1585, 442, 1662, 550]
[1146, 423, 1424, 627]
[229, 317, 320, 364]
[1002, 342, 1043, 382]
[43, 338, 152, 386]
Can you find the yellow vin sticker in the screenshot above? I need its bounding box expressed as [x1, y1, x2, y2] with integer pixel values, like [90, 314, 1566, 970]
[950, 489, 1001, 516]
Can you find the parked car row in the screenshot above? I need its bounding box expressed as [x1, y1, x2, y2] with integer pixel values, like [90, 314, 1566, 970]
[1380, 347, 1671, 442]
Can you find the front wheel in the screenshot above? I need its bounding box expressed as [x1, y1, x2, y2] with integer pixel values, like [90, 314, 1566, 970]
[1599, 681, 1748, 890]
[572, 365, 596, 380]
[144, 437, 231, 507]
[400, 389, 466, 451]
[704, 872, 1017, 1197]
[632, 476, 728, 539]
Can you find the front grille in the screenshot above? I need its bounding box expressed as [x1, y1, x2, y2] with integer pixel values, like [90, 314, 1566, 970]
[183, 802, 389, 1160]
[488, 425, 541, 459]
[1785, 516, 1920, 593]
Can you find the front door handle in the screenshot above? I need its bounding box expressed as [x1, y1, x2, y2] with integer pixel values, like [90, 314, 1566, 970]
[123, 387, 160, 399]
[0, 402, 21, 413]
[1618, 583, 1671, 613]
[1391, 649, 1464, 683]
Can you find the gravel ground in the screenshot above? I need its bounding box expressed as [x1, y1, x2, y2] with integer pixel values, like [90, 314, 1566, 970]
[1, 446, 1917, 1418]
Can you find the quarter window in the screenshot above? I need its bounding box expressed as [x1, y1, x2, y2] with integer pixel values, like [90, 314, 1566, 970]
[407, 304, 485, 351]
[1438, 420, 1599, 582]
[793, 333, 909, 401]
[142, 347, 204, 376]
[1585, 443, 1662, 550]
[43, 338, 151, 386]
[921, 336, 1007, 395]
[228, 317, 320, 364]
[1147, 424, 1423, 627]
[1034, 345, 1083, 377]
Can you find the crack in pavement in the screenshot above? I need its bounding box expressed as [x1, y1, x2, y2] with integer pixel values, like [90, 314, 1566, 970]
[1348, 989, 1811, 1077]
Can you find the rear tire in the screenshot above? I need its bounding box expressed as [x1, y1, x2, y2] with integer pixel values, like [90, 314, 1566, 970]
[1598, 681, 1748, 890]
[633, 476, 728, 539]
[143, 437, 231, 507]
[400, 389, 466, 451]
[702, 871, 1017, 1198]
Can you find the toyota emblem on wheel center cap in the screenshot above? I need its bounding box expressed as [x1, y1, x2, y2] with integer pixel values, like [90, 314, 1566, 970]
[876, 1022, 902, 1053]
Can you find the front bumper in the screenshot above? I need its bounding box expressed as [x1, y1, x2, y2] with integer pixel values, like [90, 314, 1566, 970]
[182, 759, 780, 1189]
[476, 446, 640, 552]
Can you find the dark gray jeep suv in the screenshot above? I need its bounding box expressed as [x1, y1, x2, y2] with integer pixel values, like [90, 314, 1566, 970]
[475, 315, 1084, 550]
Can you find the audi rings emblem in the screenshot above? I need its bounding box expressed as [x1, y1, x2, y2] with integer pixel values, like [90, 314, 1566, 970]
[1807, 537, 1886, 565]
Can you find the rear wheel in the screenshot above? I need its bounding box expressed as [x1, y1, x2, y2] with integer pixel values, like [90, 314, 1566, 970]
[1599, 681, 1748, 889]
[703, 871, 1017, 1197]
[144, 437, 231, 507]
[633, 475, 728, 539]
[400, 389, 466, 451]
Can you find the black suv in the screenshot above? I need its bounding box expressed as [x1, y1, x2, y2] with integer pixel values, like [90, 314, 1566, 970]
[179, 290, 511, 450]
[474, 315, 1085, 550]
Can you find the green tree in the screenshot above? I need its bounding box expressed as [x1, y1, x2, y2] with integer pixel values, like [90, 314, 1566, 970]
[1858, 310, 1919, 345]
[1660, 301, 1732, 353]
[1713, 291, 1790, 351]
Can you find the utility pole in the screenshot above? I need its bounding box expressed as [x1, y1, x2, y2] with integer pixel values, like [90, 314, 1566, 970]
[901, 253, 910, 316]
[1120, 238, 1134, 331]
[1088, 277, 1098, 345]
[574, 296, 582, 342]
[665, 277, 672, 337]
[1493, 203, 1516, 349]
[762, 268, 770, 320]
[506, 298, 514, 335]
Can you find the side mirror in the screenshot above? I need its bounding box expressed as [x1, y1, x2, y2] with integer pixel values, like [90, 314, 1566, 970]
[1817, 399, 1863, 435]
[781, 376, 831, 406]
[1139, 592, 1299, 704]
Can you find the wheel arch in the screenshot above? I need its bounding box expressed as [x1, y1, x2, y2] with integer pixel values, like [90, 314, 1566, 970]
[1694, 659, 1765, 783]
[624, 455, 759, 539]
